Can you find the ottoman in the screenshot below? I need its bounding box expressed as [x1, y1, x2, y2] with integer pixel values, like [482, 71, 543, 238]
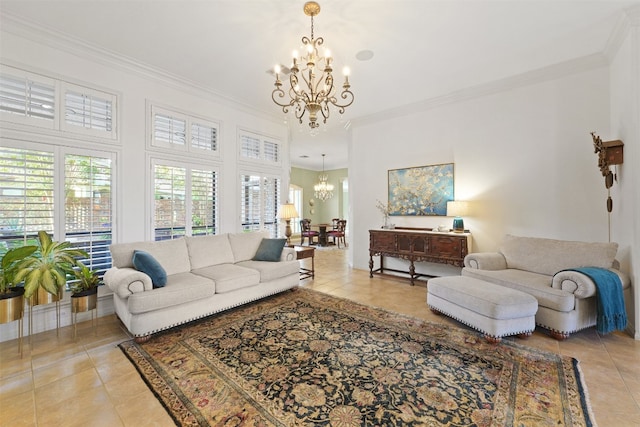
[427, 276, 538, 343]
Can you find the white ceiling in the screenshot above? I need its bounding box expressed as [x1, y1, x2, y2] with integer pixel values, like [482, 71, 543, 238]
[1, 0, 638, 170]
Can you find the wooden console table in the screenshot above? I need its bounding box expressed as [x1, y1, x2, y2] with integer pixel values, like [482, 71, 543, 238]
[369, 227, 472, 285]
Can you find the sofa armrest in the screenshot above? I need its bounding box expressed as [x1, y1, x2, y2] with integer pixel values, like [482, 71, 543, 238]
[463, 252, 507, 270]
[281, 247, 295, 261]
[551, 268, 630, 299]
[103, 267, 153, 299]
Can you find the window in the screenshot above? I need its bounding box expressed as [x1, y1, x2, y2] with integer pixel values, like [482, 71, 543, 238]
[1, 65, 119, 140]
[64, 91, 113, 132]
[153, 160, 218, 240]
[0, 144, 115, 279]
[239, 173, 281, 237]
[238, 130, 281, 165]
[150, 105, 219, 157]
[64, 154, 112, 275]
[0, 69, 55, 128]
[289, 185, 303, 234]
[0, 146, 55, 249]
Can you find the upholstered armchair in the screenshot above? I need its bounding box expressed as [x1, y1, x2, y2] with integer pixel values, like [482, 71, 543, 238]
[300, 219, 319, 245]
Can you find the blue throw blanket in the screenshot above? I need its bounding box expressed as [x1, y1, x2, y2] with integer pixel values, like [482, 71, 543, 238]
[562, 267, 627, 334]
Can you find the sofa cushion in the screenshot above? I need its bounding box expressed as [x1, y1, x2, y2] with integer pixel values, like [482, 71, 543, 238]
[462, 268, 576, 312]
[186, 234, 234, 269]
[192, 264, 260, 293]
[253, 238, 287, 262]
[110, 238, 191, 275]
[237, 259, 300, 282]
[500, 234, 618, 276]
[228, 231, 270, 262]
[127, 272, 216, 314]
[132, 250, 167, 287]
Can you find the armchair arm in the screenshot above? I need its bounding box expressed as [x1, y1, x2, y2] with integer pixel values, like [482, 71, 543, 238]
[281, 247, 295, 262]
[551, 268, 630, 299]
[463, 252, 507, 270]
[103, 267, 153, 299]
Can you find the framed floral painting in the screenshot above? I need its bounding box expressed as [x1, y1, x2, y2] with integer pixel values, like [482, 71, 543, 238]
[387, 163, 454, 216]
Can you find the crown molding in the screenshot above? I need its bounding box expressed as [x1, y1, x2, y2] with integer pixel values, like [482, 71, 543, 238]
[352, 53, 608, 127]
[0, 12, 281, 124]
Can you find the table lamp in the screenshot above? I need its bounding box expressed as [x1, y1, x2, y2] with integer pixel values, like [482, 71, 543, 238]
[278, 203, 300, 244]
[446, 201, 469, 233]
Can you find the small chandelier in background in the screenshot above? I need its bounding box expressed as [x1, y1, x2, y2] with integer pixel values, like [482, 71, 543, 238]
[314, 154, 334, 202]
[272, 1, 354, 135]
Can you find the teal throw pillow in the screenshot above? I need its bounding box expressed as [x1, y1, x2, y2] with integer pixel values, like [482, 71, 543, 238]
[132, 250, 167, 288]
[253, 238, 287, 262]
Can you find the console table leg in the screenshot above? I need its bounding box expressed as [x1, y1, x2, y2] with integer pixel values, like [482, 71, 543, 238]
[369, 255, 373, 278]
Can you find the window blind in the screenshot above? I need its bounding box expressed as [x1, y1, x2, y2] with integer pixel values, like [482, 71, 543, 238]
[154, 165, 187, 240]
[0, 74, 55, 121]
[64, 154, 113, 275]
[65, 91, 113, 132]
[191, 122, 217, 152]
[190, 169, 217, 236]
[154, 113, 186, 147]
[0, 146, 55, 248]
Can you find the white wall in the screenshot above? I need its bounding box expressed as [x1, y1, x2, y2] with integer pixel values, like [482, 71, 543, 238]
[609, 16, 640, 338]
[0, 28, 290, 340]
[349, 65, 639, 335]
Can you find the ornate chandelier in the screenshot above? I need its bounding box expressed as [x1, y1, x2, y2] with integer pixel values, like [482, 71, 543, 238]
[314, 154, 334, 201]
[271, 1, 354, 133]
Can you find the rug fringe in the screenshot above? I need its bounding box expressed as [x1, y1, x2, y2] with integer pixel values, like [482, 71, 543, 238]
[573, 358, 598, 427]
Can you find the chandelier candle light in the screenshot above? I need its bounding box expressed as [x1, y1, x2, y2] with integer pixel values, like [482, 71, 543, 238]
[272, 1, 354, 133]
[314, 154, 334, 202]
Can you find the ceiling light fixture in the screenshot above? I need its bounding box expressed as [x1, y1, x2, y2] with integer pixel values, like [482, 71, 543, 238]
[314, 154, 334, 202]
[271, 1, 354, 135]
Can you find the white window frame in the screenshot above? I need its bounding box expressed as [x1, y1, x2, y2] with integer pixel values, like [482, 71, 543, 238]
[150, 157, 220, 240]
[149, 103, 221, 159]
[0, 66, 57, 130]
[0, 139, 117, 278]
[1, 63, 120, 143]
[61, 82, 117, 140]
[238, 129, 282, 166]
[238, 170, 282, 237]
[289, 185, 303, 234]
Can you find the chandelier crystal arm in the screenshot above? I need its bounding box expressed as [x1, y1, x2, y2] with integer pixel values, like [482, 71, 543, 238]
[271, 1, 354, 132]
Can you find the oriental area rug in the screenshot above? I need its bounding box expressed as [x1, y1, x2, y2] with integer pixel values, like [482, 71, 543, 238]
[119, 288, 595, 427]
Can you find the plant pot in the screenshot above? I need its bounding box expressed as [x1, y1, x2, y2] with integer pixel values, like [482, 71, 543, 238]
[0, 287, 25, 324]
[27, 286, 63, 306]
[71, 288, 98, 313]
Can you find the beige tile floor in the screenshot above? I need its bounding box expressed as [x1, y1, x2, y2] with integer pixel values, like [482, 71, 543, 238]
[1, 247, 639, 426]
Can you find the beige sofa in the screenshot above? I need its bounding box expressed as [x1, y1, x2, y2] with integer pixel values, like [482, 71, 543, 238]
[462, 234, 630, 339]
[104, 231, 299, 341]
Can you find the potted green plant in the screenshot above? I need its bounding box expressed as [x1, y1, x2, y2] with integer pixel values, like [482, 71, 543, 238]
[70, 263, 101, 314]
[15, 230, 88, 305]
[0, 245, 37, 324]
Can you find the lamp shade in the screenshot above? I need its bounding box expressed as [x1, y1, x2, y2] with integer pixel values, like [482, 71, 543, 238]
[277, 203, 299, 220]
[446, 201, 469, 217]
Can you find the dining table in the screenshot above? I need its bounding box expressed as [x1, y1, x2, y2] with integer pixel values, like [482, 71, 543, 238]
[312, 223, 331, 246]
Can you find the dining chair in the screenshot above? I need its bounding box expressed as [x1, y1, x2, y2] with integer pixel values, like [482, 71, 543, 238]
[327, 219, 347, 248]
[300, 219, 319, 245]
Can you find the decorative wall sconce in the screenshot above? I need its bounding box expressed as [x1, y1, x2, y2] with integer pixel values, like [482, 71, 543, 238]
[590, 132, 624, 213]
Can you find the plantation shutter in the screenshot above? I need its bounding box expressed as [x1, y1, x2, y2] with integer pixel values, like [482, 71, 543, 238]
[191, 122, 217, 152]
[0, 147, 55, 248]
[263, 176, 281, 236]
[239, 174, 281, 236]
[154, 165, 186, 240]
[154, 113, 187, 147]
[0, 74, 55, 122]
[240, 174, 261, 232]
[190, 169, 217, 236]
[263, 141, 279, 163]
[65, 91, 113, 132]
[240, 134, 261, 160]
[64, 154, 113, 275]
